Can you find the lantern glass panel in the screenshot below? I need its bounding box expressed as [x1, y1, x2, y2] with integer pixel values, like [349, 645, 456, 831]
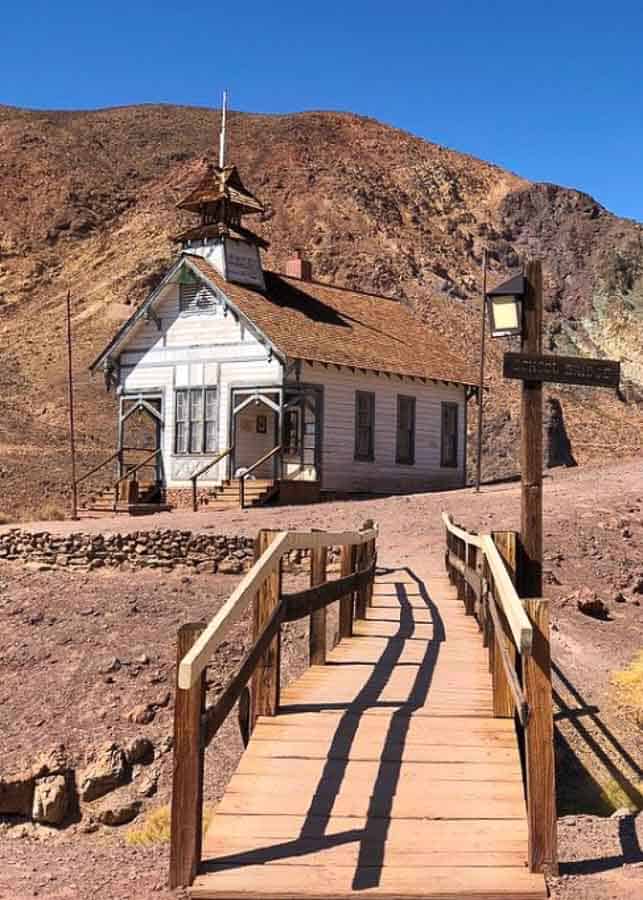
[489, 296, 522, 336]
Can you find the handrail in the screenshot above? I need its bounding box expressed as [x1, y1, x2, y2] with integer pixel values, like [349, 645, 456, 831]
[486, 590, 529, 726]
[75, 450, 121, 488]
[441, 511, 483, 548]
[112, 448, 161, 490]
[443, 512, 532, 654]
[178, 530, 290, 689]
[240, 444, 282, 508]
[442, 512, 557, 874]
[481, 534, 533, 654]
[190, 447, 233, 511]
[178, 524, 378, 689]
[170, 521, 379, 888]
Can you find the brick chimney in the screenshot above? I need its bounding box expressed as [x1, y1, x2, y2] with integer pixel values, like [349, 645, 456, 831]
[285, 249, 312, 281]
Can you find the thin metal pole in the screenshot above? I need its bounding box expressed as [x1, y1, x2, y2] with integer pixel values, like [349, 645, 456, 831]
[475, 250, 488, 492]
[219, 89, 228, 168]
[66, 289, 79, 520]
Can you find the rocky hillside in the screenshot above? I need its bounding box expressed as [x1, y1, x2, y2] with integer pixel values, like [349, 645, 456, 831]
[0, 104, 641, 515]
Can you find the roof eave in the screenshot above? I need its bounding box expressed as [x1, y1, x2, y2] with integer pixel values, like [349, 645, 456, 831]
[89, 257, 186, 374]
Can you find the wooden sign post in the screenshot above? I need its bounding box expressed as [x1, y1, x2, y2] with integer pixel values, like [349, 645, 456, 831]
[520, 261, 544, 598]
[503, 260, 620, 597]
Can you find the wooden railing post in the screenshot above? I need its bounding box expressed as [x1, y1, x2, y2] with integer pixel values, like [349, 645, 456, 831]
[250, 530, 282, 728]
[338, 544, 355, 640]
[170, 623, 205, 889]
[355, 520, 375, 619]
[191, 476, 198, 512]
[523, 598, 557, 874]
[309, 545, 327, 665]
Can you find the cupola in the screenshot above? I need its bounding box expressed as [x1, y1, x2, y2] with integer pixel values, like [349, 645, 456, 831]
[173, 93, 267, 290]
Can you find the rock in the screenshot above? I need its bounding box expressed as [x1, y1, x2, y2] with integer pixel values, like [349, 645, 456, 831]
[32, 775, 68, 825]
[93, 786, 142, 826]
[575, 588, 610, 620]
[135, 770, 158, 798]
[127, 703, 155, 725]
[79, 743, 126, 802]
[98, 657, 121, 674]
[136, 653, 149, 665]
[0, 770, 35, 817]
[218, 557, 242, 575]
[123, 737, 154, 766]
[544, 398, 577, 469]
[613, 591, 628, 604]
[25, 562, 52, 573]
[31, 745, 69, 779]
[153, 691, 171, 709]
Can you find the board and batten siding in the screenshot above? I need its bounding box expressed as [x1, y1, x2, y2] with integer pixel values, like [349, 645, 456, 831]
[302, 363, 467, 493]
[116, 281, 282, 487]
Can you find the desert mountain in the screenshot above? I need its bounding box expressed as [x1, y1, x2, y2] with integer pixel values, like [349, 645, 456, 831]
[0, 104, 641, 515]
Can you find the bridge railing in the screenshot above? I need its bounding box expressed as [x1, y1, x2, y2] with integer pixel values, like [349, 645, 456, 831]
[169, 520, 378, 888]
[442, 512, 557, 875]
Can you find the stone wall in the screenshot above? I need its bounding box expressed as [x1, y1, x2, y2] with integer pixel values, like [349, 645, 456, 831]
[0, 528, 310, 574]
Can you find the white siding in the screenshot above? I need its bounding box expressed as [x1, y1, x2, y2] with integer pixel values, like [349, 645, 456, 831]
[303, 364, 467, 493]
[116, 280, 282, 487]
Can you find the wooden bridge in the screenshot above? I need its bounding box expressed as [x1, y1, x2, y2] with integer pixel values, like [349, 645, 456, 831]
[169, 518, 556, 898]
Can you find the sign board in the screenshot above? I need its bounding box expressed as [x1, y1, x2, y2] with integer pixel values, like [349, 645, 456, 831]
[224, 238, 265, 289]
[503, 352, 620, 388]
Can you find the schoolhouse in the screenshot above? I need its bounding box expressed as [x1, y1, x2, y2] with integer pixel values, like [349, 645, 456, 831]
[90, 154, 477, 510]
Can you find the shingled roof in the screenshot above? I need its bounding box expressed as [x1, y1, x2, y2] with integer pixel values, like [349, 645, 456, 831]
[187, 255, 477, 386]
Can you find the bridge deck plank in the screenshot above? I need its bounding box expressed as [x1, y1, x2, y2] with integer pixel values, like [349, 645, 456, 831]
[191, 561, 547, 899]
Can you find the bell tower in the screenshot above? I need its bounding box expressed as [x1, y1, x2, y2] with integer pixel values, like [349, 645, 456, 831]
[174, 93, 268, 289]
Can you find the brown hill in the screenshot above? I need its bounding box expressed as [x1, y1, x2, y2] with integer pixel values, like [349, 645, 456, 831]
[0, 104, 641, 516]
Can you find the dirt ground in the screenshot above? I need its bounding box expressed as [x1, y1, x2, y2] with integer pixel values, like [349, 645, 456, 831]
[1, 458, 642, 899]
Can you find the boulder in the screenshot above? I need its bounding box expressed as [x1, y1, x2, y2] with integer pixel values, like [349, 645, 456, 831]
[575, 588, 610, 620]
[123, 737, 154, 766]
[93, 786, 142, 826]
[32, 775, 69, 825]
[78, 743, 126, 802]
[0, 770, 34, 817]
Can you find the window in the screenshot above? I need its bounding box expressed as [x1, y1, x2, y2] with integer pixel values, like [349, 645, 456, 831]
[354, 391, 375, 461]
[396, 395, 416, 465]
[283, 408, 301, 456]
[441, 402, 459, 467]
[175, 388, 217, 454]
[179, 283, 217, 314]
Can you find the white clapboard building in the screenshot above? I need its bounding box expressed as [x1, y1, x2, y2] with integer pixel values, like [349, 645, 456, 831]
[90, 161, 477, 510]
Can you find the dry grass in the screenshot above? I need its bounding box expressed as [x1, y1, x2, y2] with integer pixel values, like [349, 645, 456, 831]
[611, 650, 643, 711]
[598, 776, 643, 814]
[126, 805, 215, 847]
[23, 502, 67, 522]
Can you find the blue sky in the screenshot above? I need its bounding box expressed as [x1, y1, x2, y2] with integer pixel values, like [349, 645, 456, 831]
[2, 0, 642, 221]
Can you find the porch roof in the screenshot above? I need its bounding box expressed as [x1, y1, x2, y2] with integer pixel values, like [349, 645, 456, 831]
[188, 255, 478, 387]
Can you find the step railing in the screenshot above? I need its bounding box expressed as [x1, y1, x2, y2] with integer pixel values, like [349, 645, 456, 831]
[110, 448, 163, 510]
[239, 444, 282, 508]
[74, 447, 162, 509]
[190, 447, 233, 511]
[442, 512, 557, 875]
[169, 520, 378, 888]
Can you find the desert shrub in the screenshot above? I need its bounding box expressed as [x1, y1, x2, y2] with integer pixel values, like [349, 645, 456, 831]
[126, 804, 214, 847]
[29, 502, 66, 522]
